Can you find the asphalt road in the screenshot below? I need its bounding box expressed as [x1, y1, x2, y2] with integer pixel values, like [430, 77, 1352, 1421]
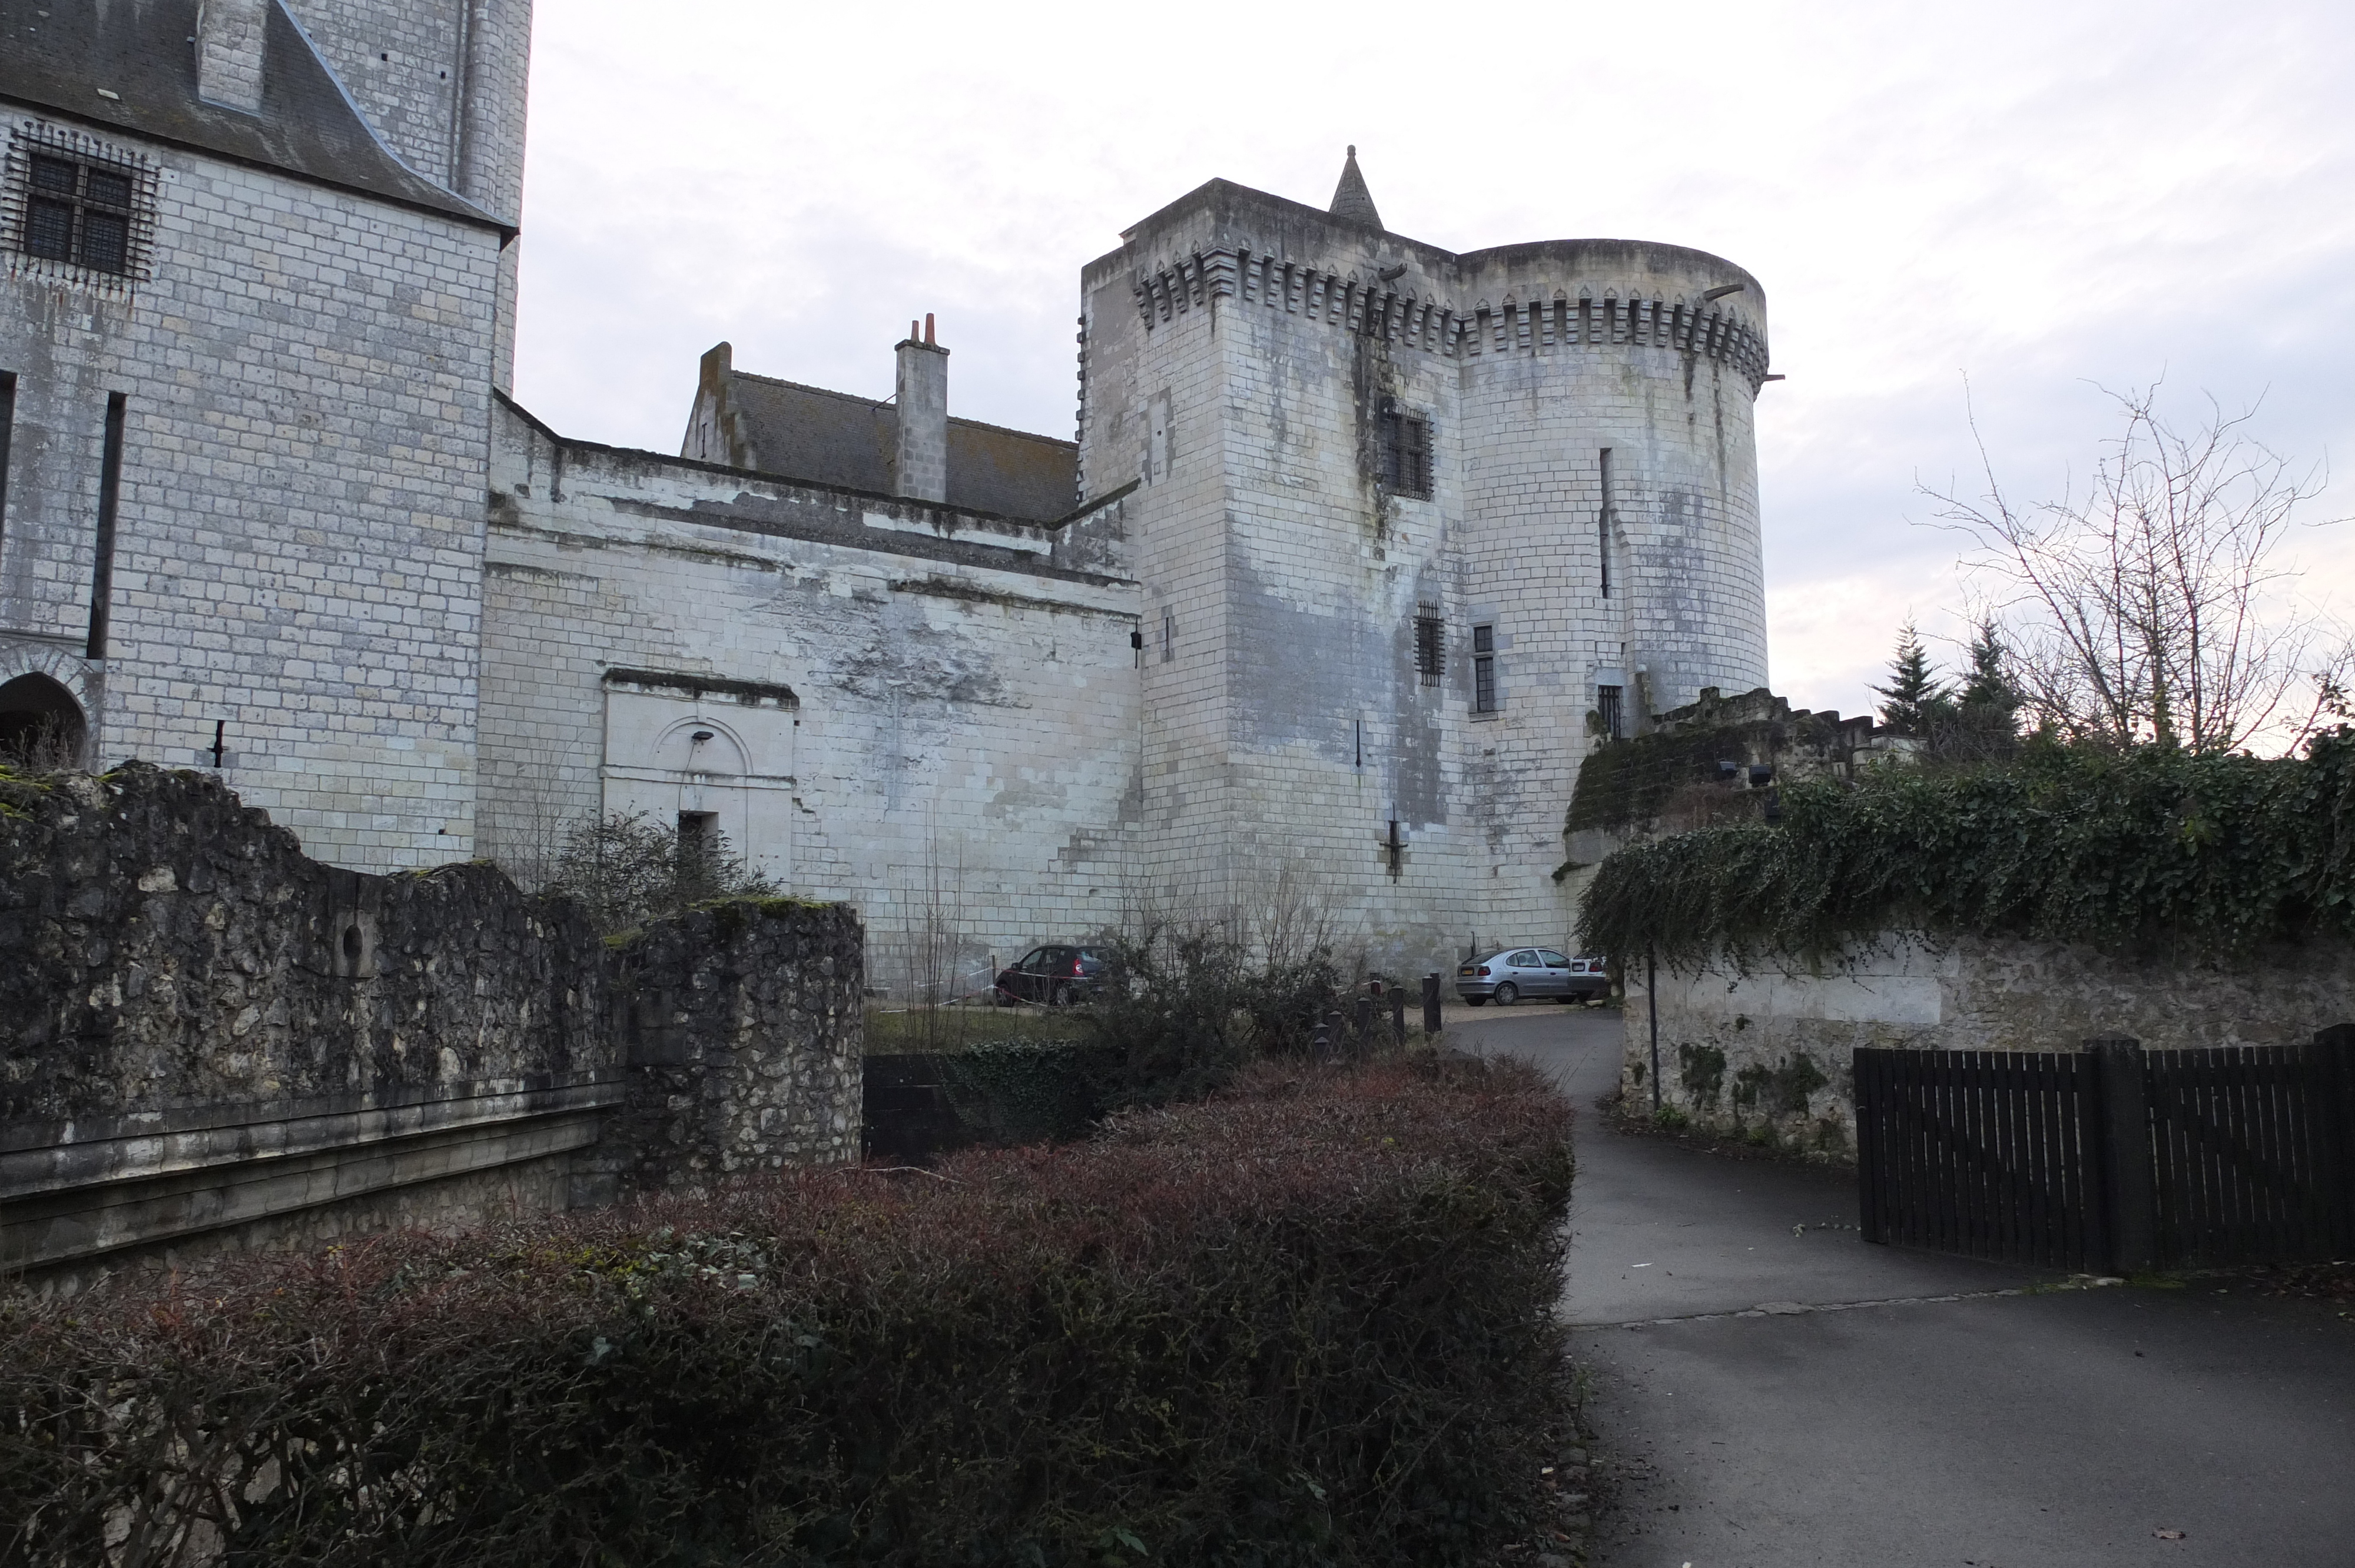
[1452, 1001, 2355, 1568]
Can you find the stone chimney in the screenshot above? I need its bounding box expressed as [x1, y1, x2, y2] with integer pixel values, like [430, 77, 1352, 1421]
[195, 0, 270, 114]
[894, 313, 948, 504]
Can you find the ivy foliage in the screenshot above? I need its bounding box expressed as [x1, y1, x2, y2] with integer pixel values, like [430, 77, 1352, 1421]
[1577, 729, 2355, 966]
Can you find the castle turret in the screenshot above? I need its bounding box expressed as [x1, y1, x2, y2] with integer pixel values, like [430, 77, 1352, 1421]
[1077, 153, 1771, 966]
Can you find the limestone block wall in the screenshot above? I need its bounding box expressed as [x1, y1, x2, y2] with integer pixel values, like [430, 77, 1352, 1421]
[477, 399, 1143, 991]
[1623, 936, 2355, 1160]
[1077, 180, 1772, 975]
[595, 899, 864, 1197]
[0, 111, 505, 869]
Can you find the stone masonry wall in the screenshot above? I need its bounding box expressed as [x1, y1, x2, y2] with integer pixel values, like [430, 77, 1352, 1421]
[0, 110, 505, 870]
[1, 766, 863, 1280]
[1623, 935, 2355, 1161]
[593, 900, 864, 1197]
[477, 398, 1140, 995]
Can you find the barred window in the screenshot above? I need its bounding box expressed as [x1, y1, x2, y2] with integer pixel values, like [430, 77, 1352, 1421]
[1378, 400, 1431, 499]
[1596, 683, 1624, 740]
[1472, 624, 1497, 714]
[1413, 602, 1444, 686]
[19, 151, 137, 274]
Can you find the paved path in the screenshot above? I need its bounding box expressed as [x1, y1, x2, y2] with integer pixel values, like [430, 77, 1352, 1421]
[1453, 1002, 2355, 1568]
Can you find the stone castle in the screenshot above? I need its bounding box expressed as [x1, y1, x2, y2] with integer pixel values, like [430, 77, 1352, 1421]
[0, 1, 1773, 980]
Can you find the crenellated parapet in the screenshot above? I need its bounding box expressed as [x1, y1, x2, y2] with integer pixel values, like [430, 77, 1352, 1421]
[1130, 245, 1771, 388]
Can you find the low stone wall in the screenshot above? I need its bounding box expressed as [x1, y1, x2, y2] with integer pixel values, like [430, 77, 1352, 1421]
[1622, 934, 2355, 1160]
[1, 766, 862, 1283]
[595, 900, 863, 1197]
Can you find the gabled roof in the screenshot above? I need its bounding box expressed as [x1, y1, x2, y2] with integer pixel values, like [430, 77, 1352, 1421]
[0, 0, 500, 232]
[719, 371, 1079, 525]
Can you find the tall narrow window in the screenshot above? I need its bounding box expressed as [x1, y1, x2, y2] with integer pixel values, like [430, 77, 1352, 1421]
[1472, 624, 1497, 713]
[87, 393, 125, 659]
[1413, 602, 1444, 686]
[1598, 447, 1614, 599]
[1596, 684, 1624, 740]
[0, 372, 16, 551]
[1160, 608, 1174, 663]
[1379, 399, 1432, 499]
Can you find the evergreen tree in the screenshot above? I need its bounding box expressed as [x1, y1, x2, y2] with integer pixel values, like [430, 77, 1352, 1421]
[1951, 619, 2024, 759]
[1872, 621, 1951, 735]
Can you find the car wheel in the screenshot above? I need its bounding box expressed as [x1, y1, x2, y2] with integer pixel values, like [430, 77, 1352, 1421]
[1493, 982, 1518, 1006]
[1050, 981, 1071, 1008]
[1464, 996, 1487, 1007]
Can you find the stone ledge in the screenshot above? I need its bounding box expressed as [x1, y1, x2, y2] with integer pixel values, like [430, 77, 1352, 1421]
[1, 1083, 619, 1271]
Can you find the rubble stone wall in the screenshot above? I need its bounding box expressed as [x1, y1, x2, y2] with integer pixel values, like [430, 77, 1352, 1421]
[1, 766, 861, 1283]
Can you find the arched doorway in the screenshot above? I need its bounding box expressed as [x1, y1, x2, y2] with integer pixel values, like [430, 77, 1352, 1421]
[0, 673, 87, 769]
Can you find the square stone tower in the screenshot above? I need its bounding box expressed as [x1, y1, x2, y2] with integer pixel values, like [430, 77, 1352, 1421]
[1077, 154, 1772, 968]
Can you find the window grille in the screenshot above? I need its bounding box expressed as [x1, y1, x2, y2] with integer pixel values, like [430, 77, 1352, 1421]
[1596, 683, 1624, 740]
[1413, 602, 1444, 686]
[8, 127, 152, 283]
[1472, 624, 1497, 713]
[1379, 400, 1432, 499]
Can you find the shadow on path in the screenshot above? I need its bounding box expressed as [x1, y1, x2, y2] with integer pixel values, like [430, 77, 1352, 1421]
[1457, 1002, 2355, 1568]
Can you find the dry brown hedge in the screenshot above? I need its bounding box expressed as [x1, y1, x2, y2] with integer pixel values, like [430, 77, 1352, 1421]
[1, 1055, 1573, 1568]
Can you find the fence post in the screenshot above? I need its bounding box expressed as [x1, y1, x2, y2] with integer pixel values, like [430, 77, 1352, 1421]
[1422, 974, 1442, 1037]
[1353, 995, 1372, 1059]
[2314, 1023, 2355, 1255]
[2088, 1034, 2155, 1275]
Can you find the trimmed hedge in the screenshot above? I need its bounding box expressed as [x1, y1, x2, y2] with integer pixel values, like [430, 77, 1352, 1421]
[1577, 729, 2355, 967]
[1, 1056, 1573, 1568]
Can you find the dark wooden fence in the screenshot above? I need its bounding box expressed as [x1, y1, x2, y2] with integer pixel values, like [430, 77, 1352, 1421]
[1855, 1025, 2355, 1273]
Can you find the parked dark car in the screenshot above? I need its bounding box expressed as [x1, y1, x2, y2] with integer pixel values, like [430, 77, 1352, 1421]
[1455, 948, 1610, 1005]
[991, 945, 1104, 1006]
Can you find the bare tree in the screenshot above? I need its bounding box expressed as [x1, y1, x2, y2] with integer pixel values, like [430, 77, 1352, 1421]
[1928, 385, 2340, 754]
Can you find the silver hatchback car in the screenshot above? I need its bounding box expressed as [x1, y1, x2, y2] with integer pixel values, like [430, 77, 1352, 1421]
[1456, 948, 1610, 1005]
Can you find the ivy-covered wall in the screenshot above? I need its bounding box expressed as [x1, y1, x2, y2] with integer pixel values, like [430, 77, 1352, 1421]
[1590, 734, 2355, 1155]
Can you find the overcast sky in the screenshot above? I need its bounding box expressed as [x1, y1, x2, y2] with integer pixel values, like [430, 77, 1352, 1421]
[508, 0, 2354, 728]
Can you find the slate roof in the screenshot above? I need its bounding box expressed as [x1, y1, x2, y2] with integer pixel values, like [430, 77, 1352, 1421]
[0, 0, 500, 231]
[725, 371, 1079, 524]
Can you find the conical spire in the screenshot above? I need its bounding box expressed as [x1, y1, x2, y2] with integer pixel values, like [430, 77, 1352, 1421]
[1328, 145, 1382, 230]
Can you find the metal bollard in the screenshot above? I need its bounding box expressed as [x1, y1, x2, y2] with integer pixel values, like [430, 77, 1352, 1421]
[1353, 995, 1372, 1057]
[1422, 974, 1442, 1036]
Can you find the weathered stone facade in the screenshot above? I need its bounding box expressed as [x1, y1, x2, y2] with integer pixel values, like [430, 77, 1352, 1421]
[0, 765, 861, 1281]
[1624, 935, 2355, 1160]
[2, 2, 1780, 985]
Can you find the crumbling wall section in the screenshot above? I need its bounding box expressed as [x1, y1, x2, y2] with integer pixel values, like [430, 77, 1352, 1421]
[594, 901, 864, 1198]
[1, 766, 863, 1281]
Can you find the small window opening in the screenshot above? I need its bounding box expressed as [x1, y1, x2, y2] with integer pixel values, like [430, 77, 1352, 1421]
[1379, 400, 1431, 499]
[21, 151, 136, 274]
[1160, 609, 1174, 663]
[1472, 624, 1497, 714]
[1596, 684, 1624, 740]
[1413, 602, 1444, 686]
[1598, 447, 1615, 599]
[678, 810, 718, 862]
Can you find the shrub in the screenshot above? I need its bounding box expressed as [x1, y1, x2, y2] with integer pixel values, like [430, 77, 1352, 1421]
[0, 1057, 1573, 1568]
[1078, 925, 1342, 1111]
[543, 809, 779, 935]
[1578, 727, 2355, 966]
